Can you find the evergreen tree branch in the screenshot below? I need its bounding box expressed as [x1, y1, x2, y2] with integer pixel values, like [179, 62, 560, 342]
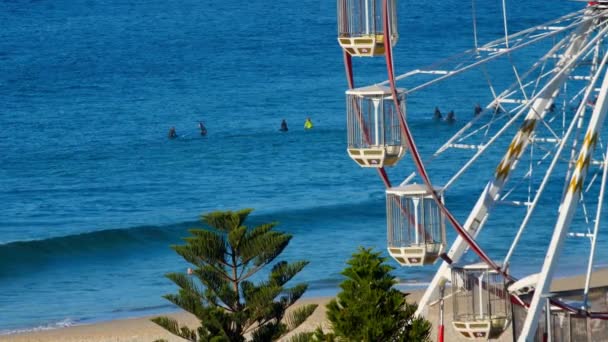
[245, 222, 277, 243]
[245, 283, 283, 318]
[239, 231, 290, 268]
[250, 321, 283, 342]
[177, 230, 227, 265]
[239, 264, 265, 282]
[202, 209, 253, 234]
[196, 266, 239, 313]
[270, 261, 309, 287]
[284, 304, 318, 332]
[162, 294, 203, 318]
[151, 316, 198, 342]
[287, 332, 315, 342]
[234, 224, 279, 279]
[238, 236, 292, 282]
[166, 272, 205, 299]
[280, 283, 308, 309]
[228, 226, 247, 252]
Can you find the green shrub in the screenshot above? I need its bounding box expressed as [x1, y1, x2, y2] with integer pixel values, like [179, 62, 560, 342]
[323, 247, 431, 342]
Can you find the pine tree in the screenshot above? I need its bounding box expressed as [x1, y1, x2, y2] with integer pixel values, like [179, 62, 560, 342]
[323, 247, 431, 342]
[152, 208, 317, 342]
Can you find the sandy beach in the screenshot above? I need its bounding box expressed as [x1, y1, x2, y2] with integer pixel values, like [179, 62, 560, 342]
[3, 269, 608, 342]
[0, 297, 334, 342]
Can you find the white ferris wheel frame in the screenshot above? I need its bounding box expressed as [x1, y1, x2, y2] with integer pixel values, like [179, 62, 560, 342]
[350, 3, 608, 340]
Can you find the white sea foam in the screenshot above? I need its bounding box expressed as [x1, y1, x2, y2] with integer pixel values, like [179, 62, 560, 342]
[0, 318, 77, 336]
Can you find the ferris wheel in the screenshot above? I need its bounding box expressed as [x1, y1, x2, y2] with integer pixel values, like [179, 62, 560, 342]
[336, 0, 608, 340]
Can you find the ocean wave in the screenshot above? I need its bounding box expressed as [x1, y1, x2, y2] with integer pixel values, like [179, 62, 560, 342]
[0, 318, 77, 336]
[0, 197, 388, 272]
[0, 222, 194, 274]
[0, 221, 194, 247]
[0, 186, 486, 275]
[111, 304, 174, 313]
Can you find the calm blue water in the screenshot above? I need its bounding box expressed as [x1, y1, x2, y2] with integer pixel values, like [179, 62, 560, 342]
[1, 0, 604, 333]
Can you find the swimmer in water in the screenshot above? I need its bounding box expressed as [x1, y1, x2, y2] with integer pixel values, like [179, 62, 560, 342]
[474, 103, 482, 116]
[492, 103, 503, 114]
[199, 121, 207, 136]
[168, 127, 177, 139]
[446, 110, 456, 124]
[280, 119, 288, 132]
[304, 117, 313, 130]
[433, 107, 442, 121]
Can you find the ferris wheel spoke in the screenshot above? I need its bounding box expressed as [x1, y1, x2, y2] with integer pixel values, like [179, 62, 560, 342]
[502, 99, 589, 267]
[443, 36, 597, 192]
[498, 146, 554, 202]
[384, 11, 600, 95]
[584, 167, 601, 193]
[581, 142, 608, 310]
[433, 32, 585, 174]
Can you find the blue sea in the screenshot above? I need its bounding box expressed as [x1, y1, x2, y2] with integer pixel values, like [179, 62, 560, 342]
[1, 0, 605, 334]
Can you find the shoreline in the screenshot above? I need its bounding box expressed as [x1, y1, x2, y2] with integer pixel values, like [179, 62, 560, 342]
[3, 269, 608, 341]
[0, 297, 335, 342]
[0, 282, 431, 338]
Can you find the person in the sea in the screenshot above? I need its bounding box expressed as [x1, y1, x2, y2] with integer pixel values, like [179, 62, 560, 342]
[446, 110, 456, 124]
[433, 107, 442, 120]
[280, 119, 288, 132]
[474, 103, 483, 116]
[588, 96, 598, 107]
[199, 121, 207, 136]
[492, 103, 503, 114]
[304, 117, 313, 130]
[168, 127, 177, 139]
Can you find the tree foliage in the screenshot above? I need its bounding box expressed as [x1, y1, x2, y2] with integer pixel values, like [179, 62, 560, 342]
[322, 247, 431, 342]
[152, 208, 316, 342]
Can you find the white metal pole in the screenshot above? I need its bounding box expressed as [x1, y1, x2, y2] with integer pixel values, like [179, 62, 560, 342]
[373, 98, 380, 146]
[546, 298, 552, 342]
[518, 49, 608, 342]
[413, 197, 420, 244]
[582, 144, 608, 309]
[364, 0, 370, 35]
[471, 0, 479, 49]
[478, 273, 484, 317]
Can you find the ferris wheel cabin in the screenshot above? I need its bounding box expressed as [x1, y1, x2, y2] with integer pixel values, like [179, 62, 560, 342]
[451, 263, 511, 340]
[337, 0, 398, 57]
[346, 85, 406, 168]
[386, 185, 446, 266]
